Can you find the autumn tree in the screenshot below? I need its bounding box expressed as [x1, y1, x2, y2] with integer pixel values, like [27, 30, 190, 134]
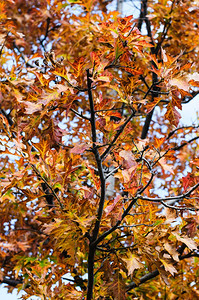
[0, 0, 199, 299]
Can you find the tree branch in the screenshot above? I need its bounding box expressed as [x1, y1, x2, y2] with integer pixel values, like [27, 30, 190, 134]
[166, 125, 199, 140]
[86, 69, 106, 300]
[30, 163, 64, 210]
[87, 69, 97, 144]
[1, 277, 23, 287]
[39, 17, 51, 51]
[100, 108, 136, 161]
[172, 136, 199, 151]
[126, 242, 196, 292]
[70, 108, 90, 121]
[138, 182, 199, 202]
[161, 200, 198, 211]
[92, 196, 138, 247]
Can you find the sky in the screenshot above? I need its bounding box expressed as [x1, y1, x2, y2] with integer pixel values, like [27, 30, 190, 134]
[1, 0, 198, 299]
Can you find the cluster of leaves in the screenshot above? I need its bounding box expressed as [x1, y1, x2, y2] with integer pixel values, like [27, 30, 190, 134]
[0, 0, 199, 299]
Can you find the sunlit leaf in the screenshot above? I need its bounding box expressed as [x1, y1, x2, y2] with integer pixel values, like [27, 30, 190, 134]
[122, 252, 143, 275]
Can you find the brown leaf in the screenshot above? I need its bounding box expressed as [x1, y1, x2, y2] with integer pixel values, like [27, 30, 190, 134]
[160, 258, 178, 276]
[122, 252, 143, 275]
[164, 207, 177, 224]
[164, 242, 179, 261]
[172, 232, 197, 250]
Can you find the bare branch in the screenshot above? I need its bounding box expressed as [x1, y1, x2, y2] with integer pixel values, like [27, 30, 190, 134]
[161, 200, 198, 211]
[138, 182, 199, 202]
[1, 277, 23, 287]
[39, 17, 51, 51]
[172, 136, 199, 151]
[167, 125, 199, 140]
[70, 108, 90, 121]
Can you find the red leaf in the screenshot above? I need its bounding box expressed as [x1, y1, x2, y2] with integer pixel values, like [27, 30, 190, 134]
[182, 173, 195, 191]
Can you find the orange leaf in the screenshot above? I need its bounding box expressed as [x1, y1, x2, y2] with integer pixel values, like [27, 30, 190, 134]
[145, 97, 161, 113]
[165, 103, 181, 127]
[154, 137, 165, 148]
[32, 140, 50, 160]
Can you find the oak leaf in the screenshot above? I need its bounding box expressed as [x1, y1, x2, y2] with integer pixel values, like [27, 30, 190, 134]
[122, 252, 143, 275]
[160, 259, 177, 276]
[164, 242, 179, 262]
[165, 103, 181, 127]
[172, 232, 197, 250]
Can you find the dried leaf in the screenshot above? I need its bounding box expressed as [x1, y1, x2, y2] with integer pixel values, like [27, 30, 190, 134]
[165, 103, 181, 127]
[172, 232, 197, 250]
[123, 253, 143, 275]
[160, 259, 178, 276]
[164, 242, 179, 261]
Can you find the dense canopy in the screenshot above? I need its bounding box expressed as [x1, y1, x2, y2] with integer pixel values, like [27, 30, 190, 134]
[0, 0, 199, 299]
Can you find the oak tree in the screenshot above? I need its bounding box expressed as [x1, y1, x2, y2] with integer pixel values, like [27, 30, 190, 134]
[0, 0, 199, 299]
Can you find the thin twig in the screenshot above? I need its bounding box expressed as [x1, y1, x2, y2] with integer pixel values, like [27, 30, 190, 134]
[172, 136, 199, 151]
[13, 42, 35, 68]
[167, 125, 199, 140]
[39, 17, 51, 51]
[30, 163, 64, 210]
[161, 201, 198, 211]
[101, 108, 137, 161]
[117, 223, 154, 229]
[138, 182, 199, 202]
[105, 165, 121, 179]
[70, 108, 90, 121]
